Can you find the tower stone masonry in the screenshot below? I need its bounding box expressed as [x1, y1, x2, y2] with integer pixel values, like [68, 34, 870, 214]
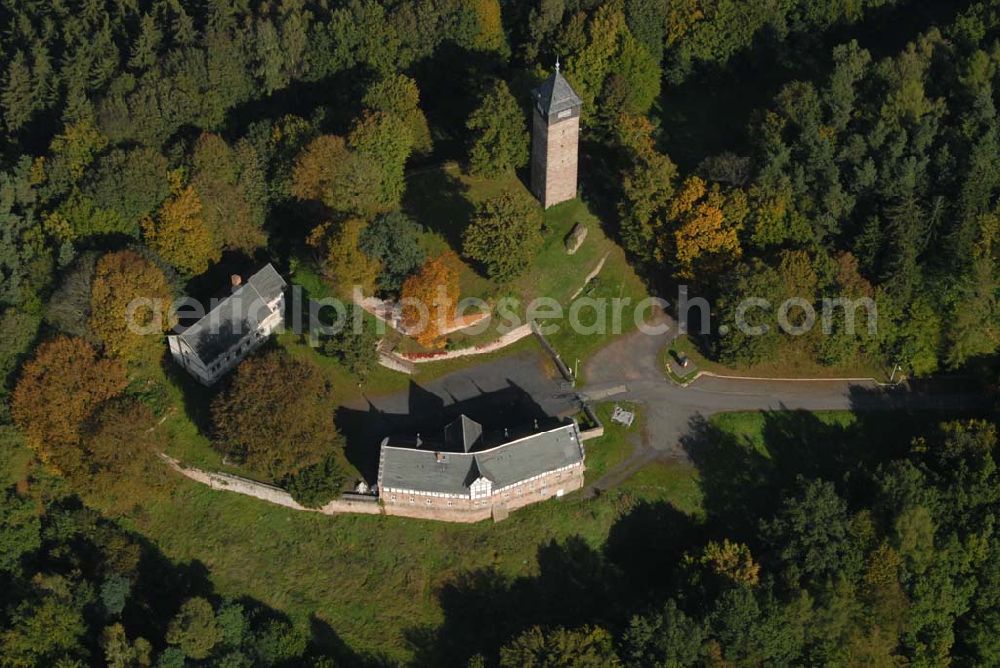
[531, 62, 583, 209]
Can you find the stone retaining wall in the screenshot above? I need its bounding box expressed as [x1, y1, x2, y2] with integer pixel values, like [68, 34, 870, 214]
[161, 455, 381, 516]
[161, 455, 586, 523]
[399, 323, 533, 363]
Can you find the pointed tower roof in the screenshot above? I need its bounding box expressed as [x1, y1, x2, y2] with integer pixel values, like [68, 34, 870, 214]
[533, 63, 582, 117]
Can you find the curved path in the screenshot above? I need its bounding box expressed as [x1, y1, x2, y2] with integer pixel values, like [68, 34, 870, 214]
[580, 311, 989, 475]
[346, 309, 987, 494]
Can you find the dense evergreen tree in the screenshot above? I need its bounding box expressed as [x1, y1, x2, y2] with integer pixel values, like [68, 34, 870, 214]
[467, 80, 530, 177]
[463, 190, 544, 282]
[358, 211, 427, 295]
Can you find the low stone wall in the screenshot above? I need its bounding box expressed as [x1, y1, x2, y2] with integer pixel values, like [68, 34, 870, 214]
[163, 455, 585, 523]
[399, 323, 533, 363]
[378, 351, 416, 375]
[161, 455, 381, 516]
[579, 401, 605, 440]
[569, 252, 609, 300]
[531, 321, 574, 381]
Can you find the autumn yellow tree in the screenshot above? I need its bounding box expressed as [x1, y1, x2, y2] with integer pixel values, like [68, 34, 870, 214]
[76, 399, 174, 516]
[470, 0, 506, 53]
[669, 176, 745, 278]
[310, 219, 381, 295]
[290, 135, 384, 217]
[47, 118, 108, 181]
[400, 252, 460, 349]
[191, 133, 267, 253]
[141, 179, 219, 275]
[699, 539, 761, 587]
[90, 250, 173, 364]
[11, 337, 127, 470]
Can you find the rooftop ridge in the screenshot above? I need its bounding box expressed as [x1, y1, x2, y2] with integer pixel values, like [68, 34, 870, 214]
[381, 420, 578, 458]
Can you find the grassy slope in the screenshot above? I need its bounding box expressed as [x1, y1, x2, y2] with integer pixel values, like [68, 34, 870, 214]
[672, 334, 891, 382]
[403, 163, 649, 371]
[128, 408, 882, 659]
[130, 463, 623, 660]
[6, 393, 934, 661]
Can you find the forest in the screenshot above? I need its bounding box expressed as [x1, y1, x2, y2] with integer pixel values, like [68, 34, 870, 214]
[2, 0, 1000, 665]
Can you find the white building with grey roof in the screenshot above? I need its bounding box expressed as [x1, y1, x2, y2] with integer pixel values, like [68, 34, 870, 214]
[376, 415, 586, 522]
[167, 264, 286, 385]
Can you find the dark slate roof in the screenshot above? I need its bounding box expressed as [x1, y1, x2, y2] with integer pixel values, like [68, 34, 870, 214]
[176, 264, 286, 363]
[445, 415, 483, 453]
[379, 422, 584, 495]
[533, 69, 582, 116]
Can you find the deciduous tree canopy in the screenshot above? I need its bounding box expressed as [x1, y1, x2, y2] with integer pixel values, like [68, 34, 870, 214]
[401, 252, 461, 349]
[211, 351, 337, 479]
[11, 336, 127, 468]
[89, 250, 172, 364]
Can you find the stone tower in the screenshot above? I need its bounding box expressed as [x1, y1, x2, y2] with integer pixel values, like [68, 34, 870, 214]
[531, 60, 582, 209]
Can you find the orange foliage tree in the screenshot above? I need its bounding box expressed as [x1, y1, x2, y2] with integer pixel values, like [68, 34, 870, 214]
[11, 337, 127, 469]
[90, 250, 173, 364]
[400, 252, 460, 349]
[76, 399, 174, 516]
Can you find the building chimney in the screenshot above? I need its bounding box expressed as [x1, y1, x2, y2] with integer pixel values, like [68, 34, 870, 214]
[230, 274, 242, 292]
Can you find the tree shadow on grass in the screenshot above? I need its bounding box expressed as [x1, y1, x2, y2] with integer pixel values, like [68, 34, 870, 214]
[403, 166, 475, 252]
[680, 407, 885, 542]
[680, 413, 778, 543]
[406, 499, 709, 666]
[309, 616, 390, 667]
[680, 385, 987, 542]
[603, 500, 705, 607]
[93, 504, 363, 664]
[406, 535, 623, 667]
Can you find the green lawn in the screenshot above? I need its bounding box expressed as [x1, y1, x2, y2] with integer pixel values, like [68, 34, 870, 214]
[619, 460, 704, 518]
[671, 333, 891, 382]
[583, 402, 639, 485]
[4, 388, 943, 662]
[403, 163, 649, 373]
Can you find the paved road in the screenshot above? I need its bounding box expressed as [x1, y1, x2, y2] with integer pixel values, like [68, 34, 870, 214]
[582, 311, 990, 461]
[347, 351, 578, 421]
[348, 312, 987, 487]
